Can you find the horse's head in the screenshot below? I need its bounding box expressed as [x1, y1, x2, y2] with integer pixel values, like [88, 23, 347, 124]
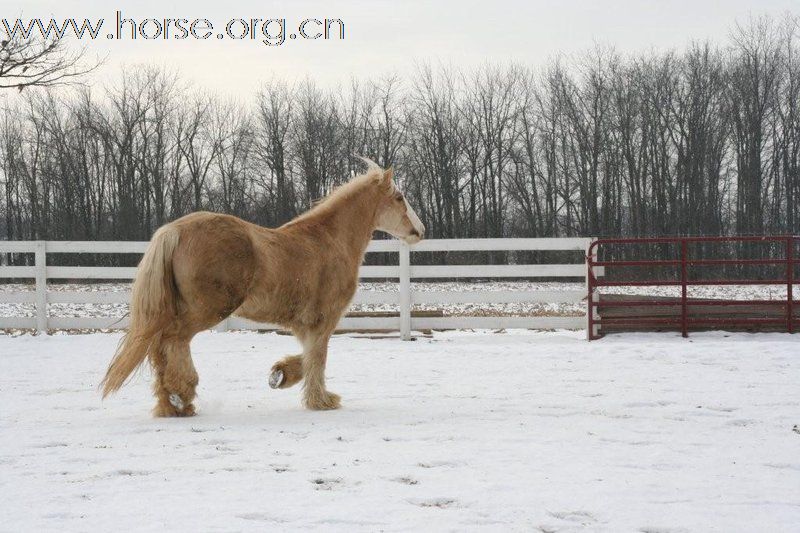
[373, 167, 426, 245]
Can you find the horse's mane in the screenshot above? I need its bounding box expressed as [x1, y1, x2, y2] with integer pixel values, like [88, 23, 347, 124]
[283, 161, 384, 227]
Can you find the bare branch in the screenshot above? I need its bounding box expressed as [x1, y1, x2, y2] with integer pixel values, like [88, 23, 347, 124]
[0, 35, 100, 91]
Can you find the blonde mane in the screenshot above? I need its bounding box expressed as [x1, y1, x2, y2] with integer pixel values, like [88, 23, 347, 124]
[284, 162, 386, 227]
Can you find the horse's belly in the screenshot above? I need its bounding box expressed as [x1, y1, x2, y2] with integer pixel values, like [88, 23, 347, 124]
[234, 295, 279, 323]
[234, 291, 349, 330]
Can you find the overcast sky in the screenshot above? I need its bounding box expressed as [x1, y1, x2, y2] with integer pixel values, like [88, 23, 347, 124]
[10, 0, 800, 98]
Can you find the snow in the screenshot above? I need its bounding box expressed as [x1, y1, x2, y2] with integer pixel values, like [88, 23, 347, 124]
[1, 330, 799, 531]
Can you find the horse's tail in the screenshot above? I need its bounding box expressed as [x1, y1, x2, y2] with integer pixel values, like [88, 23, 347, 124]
[101, 225, 181, 397]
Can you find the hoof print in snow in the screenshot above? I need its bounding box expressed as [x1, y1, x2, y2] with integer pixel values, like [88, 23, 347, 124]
[36, 442, 69, 449]
[548, 510, 597, 524]
[727, 419, 756, 427]
[112, 469, 153, 477]
[793, 425, 800, 434]
[238, 513, 283, 523]
[311, 477, 342, 490]
[417, 460, 460, 469]
[410, 498, 458, 509]
[391, 476, 419, 485]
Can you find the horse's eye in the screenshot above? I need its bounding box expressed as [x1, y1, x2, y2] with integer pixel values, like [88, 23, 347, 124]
[394, 193, 404, 202]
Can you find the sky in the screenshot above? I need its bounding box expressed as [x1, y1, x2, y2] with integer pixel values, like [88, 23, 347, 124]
[6, 0, 800, 98]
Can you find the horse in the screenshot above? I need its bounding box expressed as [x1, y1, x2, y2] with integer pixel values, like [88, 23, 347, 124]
[100, 159, 425, 417]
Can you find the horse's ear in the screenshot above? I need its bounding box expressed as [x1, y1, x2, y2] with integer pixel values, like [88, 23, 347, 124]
[383, 167, 394, 183]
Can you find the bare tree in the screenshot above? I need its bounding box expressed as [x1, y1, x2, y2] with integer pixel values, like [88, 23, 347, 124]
[0, 36, 98, 90]
[727, 16, 782, 239]
[254, 81, 296, 225]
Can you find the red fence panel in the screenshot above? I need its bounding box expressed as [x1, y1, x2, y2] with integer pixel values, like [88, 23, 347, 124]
[587, 236, 799, 340]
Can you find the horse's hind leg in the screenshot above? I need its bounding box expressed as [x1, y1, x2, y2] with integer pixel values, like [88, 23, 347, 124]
[269, 354, 303, 389]
[152, 335, 198, 417]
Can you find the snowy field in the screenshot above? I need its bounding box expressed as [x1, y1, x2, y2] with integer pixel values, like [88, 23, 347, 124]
[1, 330, 799, 532]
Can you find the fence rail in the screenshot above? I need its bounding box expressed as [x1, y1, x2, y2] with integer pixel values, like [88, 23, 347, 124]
[0, 238, 594, 337]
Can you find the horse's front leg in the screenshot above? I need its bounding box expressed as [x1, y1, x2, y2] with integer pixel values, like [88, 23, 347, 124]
[300, 328, 340, 410]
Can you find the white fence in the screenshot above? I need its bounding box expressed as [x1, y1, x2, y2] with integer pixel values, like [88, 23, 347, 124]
[0, 238, 595, 337]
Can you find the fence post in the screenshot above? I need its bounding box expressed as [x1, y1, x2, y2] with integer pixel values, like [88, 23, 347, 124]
[680, 239, 688, 338]
[586, 238, 599, 340]
[35, 240, 47, 333]
[399, 241, 411, 340]
[787, 237, 794, 334]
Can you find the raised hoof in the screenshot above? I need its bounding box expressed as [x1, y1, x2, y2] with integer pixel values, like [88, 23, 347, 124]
[269, 369, 285, 389]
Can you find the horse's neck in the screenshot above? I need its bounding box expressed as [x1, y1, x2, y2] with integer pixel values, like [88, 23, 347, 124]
[294, 188, 378, 258]
[326, 194, 377, 258]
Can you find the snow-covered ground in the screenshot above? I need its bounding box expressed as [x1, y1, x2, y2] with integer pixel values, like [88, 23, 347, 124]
[1, 330, 798, 531]
[1, 282, 793, 319]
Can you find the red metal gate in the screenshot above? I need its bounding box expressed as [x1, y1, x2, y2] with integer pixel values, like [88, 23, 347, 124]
[586, 236, 799, 340]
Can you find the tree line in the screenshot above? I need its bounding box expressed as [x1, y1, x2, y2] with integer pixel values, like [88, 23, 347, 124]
[1, 16, 798, 253]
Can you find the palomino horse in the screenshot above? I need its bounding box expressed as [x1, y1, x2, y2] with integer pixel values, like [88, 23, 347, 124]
[101, 159, 425, 416]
